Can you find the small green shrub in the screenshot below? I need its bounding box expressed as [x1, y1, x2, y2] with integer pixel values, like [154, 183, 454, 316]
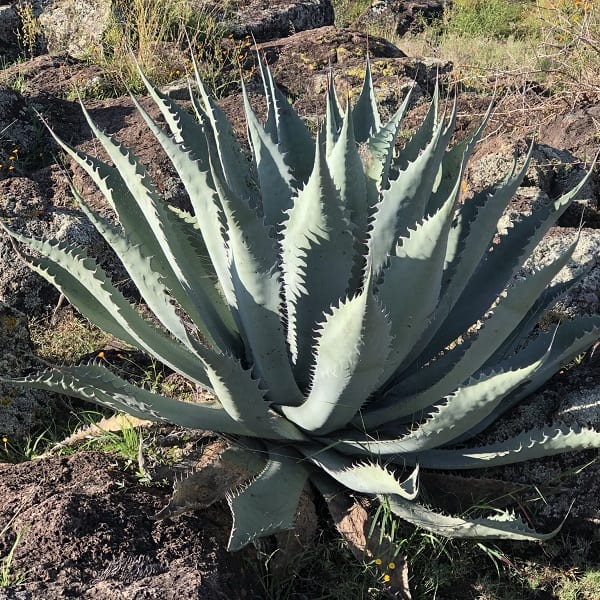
[16, 0, 42, 60]
[332, 0, 371, 28]
[445, 0, 529, 39]
[533, 0, 600, 99]
[84, 0, 245, 97]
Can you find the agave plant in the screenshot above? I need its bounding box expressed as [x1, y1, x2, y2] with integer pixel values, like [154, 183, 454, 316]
[2, 56, 600, 551]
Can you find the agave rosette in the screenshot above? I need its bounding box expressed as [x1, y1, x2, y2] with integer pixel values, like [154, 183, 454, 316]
[3, 56, 600, 550]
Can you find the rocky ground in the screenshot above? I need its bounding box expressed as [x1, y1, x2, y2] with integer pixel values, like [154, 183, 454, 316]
[0, 1, 599, 598]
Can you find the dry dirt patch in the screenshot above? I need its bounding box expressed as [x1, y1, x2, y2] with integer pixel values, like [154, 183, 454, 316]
[0, 452, 259, 599]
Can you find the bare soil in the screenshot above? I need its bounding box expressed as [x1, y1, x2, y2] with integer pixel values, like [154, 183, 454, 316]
[0, 452, 260, 599]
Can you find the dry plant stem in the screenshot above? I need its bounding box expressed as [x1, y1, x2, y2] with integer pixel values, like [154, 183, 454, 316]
[534, 1, 600, 103]
[41, 413, 152, 456]
[324, 491, 411, 599]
